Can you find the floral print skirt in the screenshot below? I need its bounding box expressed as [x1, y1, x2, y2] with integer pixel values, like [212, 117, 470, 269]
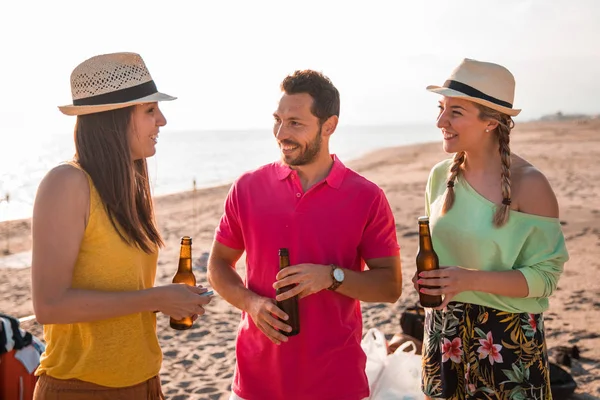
[422, 302, 552, 400]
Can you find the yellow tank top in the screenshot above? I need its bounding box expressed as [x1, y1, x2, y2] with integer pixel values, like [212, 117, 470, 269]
[36, 164, 162, 387]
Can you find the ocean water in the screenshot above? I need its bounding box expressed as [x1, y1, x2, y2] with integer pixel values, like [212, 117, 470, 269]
[0, 124, 440, 222]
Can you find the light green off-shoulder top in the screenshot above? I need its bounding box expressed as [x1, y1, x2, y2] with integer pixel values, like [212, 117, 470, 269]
[425, 159, 569, 314]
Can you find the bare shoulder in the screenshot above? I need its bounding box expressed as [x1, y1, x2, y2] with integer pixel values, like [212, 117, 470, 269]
[41, 163, 88, 186]
[35, 164, 90, 213]
[512, 158, 559, 218]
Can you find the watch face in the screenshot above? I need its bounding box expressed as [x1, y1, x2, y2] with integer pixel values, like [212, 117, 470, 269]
[333, 268, 345, 282]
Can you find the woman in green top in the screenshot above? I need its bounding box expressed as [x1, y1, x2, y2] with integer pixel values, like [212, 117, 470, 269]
[414, 59, 569, 400]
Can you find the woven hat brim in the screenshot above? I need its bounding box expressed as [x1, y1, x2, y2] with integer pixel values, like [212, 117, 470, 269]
[58, 92, 177, 116]
[426, 85, 521, 117]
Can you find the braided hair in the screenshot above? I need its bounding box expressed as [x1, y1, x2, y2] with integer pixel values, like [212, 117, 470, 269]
[441, 104, 515, 227]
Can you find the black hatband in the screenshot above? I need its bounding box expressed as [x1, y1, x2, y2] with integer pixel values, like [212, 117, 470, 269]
[73, 80, 157, 106]
[444, 80, 513, 109]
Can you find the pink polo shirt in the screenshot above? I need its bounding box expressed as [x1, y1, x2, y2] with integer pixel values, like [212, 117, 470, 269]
[216, 155, 400, 400]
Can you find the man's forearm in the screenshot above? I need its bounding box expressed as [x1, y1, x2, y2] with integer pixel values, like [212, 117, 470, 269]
[336, 266, 402, 303]
[207, 260, 259, 312]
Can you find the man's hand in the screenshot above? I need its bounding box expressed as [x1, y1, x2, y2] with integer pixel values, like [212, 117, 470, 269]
[273, 263, 333, 301]
[247, 295, 292, 345]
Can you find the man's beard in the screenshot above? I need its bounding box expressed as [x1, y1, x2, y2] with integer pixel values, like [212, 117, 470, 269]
[281, 126, 322, 166]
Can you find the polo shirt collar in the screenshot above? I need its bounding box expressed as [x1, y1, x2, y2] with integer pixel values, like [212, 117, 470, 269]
[275, 155, 346, 189]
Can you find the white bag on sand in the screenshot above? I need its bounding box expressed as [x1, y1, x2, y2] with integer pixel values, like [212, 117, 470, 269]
[361, 328, 388, 393]
[369, 341, 423, 400]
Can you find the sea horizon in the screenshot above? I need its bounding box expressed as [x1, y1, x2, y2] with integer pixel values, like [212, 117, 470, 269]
[0, 123, 441, 222]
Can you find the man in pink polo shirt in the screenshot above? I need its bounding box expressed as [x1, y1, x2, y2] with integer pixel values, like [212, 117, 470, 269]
[207, 70, 402, 400]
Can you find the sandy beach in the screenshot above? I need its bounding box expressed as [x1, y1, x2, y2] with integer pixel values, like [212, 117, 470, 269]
[1, 119, 599, 399]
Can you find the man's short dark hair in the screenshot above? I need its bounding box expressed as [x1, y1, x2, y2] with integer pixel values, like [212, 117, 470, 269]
[281, 70, 340, 124]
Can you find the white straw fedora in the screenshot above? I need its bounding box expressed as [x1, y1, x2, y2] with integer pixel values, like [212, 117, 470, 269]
[58, 52, 176, 116]
[426, 58, 521, 116]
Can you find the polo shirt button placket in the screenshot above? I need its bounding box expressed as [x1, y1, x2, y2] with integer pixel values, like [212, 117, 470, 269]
[296, 193, 301, 198]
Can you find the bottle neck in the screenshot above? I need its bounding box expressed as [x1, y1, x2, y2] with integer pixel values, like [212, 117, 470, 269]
[178, 245, 192, 273]
[418, 223, 433, 251]
[279, 255, 290, 270]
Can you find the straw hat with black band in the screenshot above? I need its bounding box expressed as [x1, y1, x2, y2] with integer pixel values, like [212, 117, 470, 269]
[59, 52, 176, 116]
[426, 58, 521, 117]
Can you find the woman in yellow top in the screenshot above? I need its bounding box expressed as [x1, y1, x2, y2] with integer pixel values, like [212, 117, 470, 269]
[31, 53, 212, 400]
[413, 59, 568, 399]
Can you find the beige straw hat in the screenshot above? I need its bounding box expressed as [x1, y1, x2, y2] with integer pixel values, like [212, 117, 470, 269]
[58, 52, 176, 116]
[426, 58, 521, 116]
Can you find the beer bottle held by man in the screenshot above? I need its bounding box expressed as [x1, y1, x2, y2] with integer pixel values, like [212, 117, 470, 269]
[276, 248, 300, 336]
[416, 216, 443, 308]
[170, 236, 196, 330]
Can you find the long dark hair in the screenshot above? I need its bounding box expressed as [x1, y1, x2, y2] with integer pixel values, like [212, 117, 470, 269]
[74, 106, 163, 253]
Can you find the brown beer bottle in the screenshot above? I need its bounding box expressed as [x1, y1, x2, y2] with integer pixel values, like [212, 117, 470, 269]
[276, 248, 300, 336]
[170, 236, 196, 330]
[416, 216, 443, 308]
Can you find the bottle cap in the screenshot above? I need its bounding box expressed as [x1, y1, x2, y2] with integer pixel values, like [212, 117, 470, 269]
[279, 248, 289, 256]
[417, 216, 429, 223]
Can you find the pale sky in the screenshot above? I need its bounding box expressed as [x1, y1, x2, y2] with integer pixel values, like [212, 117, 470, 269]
[0, 0, 599, 135]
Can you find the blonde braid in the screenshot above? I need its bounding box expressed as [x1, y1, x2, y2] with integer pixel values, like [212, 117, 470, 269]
[473, 104, 515, 227]
[441, 151, 466, 214]
[492, 118, 515, 227]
